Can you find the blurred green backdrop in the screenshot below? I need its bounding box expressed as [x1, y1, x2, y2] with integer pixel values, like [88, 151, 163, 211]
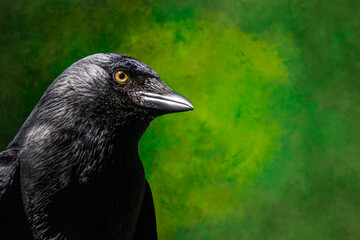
[1, 0, 359, 239]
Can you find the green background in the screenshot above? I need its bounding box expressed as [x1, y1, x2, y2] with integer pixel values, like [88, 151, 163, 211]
[1, 0, 359, 239]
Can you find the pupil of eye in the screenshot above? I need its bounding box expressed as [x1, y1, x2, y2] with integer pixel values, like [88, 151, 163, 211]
[119, 73, 126, 79]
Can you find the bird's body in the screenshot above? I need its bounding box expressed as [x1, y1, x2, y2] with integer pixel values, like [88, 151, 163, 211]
[0, 54, 193, 240]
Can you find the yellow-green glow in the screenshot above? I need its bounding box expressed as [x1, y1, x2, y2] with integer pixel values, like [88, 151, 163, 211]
[0, 0, 359, 239]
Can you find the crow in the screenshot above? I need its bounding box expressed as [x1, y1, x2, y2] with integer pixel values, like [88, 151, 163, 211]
[0, 53, 194, 240]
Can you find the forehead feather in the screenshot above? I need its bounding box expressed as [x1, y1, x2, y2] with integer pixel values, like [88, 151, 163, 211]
[79, 53, 158, 78]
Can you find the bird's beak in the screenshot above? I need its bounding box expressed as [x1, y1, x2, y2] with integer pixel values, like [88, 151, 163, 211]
[136, 88, 194, 114]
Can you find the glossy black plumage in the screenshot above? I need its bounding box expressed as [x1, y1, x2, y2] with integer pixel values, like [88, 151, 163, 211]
[0, 53, 193, 240]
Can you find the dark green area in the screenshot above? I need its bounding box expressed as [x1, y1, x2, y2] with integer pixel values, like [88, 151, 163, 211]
[0, 0, 359, 239]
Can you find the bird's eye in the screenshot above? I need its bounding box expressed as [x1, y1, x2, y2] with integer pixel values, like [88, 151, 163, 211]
[115, 71, 128, 83]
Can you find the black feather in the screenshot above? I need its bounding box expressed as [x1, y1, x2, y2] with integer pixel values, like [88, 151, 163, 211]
[0, 53, 193, 240]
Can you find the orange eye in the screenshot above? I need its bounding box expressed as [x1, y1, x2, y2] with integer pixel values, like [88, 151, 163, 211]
[115, 71, 128, 83]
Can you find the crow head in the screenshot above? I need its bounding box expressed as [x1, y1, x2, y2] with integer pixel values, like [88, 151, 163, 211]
[89, 54, 194, 113]
[33, 53, 193, 138]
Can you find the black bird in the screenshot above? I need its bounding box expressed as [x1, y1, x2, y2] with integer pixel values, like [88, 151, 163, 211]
[0, 53, 193, 240]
